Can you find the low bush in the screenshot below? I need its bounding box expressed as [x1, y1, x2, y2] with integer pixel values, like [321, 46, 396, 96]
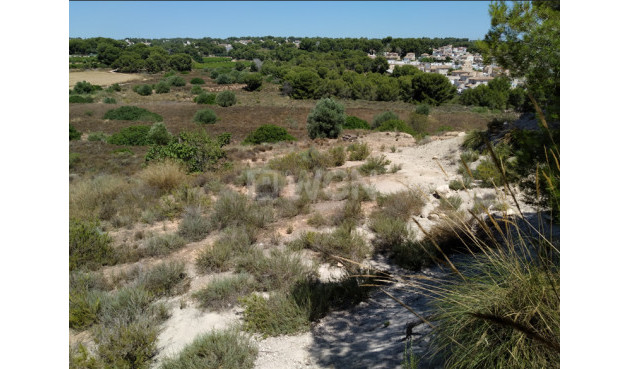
[268, 147, 333, 176]
[134, 84, 153, 96]
[216, 91, 237, 107]
[344, 116, 371, 130]
[69, 219, 116, 271]
[215, 73, 234, 84]
[194, 92, 216, 105]
[372, 111, 399, 128]
[243, 124, 296, 145]
[177, 206, 212, 241]
[138, 160, 186, 192]
[244, 73, 263, 91]
[146, 122, 172, 145]
[460, 149, 480, 163]
[359, 155, 391, 175]
[69, 153, 80, 169]
[190, 85, 203, 95]
[189, 77, 205, 85]
[73, 81, 102, 94]
[69, 95, 94, 103]
[107, 83, 121, 92]
[107, 125, 151, 146]
[96, 318, 160, 369]
[154, 81, 171, 94]
[415, 103, 431, 115]
[307, 98, 345, 139]
[70, 124, 81, 140]
[439, 194, 463, 211]
[139, 261, 189, 297]
[159, 328, 258, 369]
[376, 189, 426, 219]
[87, 132, 108, 142]
[254, 170, 286, 199]
[376, 119, 416, 135]
[448, 176, 471, 191]
[462, 129, 486, 151]
[193, 273, 255, 310]
[103, 106, 163, 122]
[143, 233, 186, 257]
[145, 130, 228, 173]
[164, 75, 186, 86]
[103, 97, 117, 104]
[193, 108, 218, 124]
[273, 195, 311, 218]
[69, 288, 104, 330]
[346, 142, 371, 161]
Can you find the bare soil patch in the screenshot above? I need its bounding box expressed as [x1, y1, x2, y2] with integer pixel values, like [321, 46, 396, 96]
[69, 70, 144, 88]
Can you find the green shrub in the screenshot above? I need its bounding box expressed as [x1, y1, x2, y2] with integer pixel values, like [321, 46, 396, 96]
[69, 153, 81, 169]
[96, 318, 160, 369]
[103, 106, 163, 122]
[439, 194, 463, 211]
[376, 189, 426, 219]
[244, 73, 263, 91]
[139, 261, 189, 297]
[449, 177, 471, 191]
[164, 75, 186, 86]
[240, 293, 310, 337]
[376, 119, 416, 135]
[154, 81, 171, 94]
[69, 95, 94, 103]
[343, 115, 371, 130]
[190, 85, 203, 95]
[189, 77, 205, 85]
[143, 233, 186, 257]
[193, 108, 218, 124]
[194, 92, 216, 105]
[307, 98, 345, 139]
[87, 132, 108, 142]
[415, 103, 431, 115]
[69, 288, 104, 330]
[107, 125, 151, 146]
[462, 129, 486, 151]
[73, 81, 102, 94]
[70, 343, 103, 368]
[103, 97, 117, 104]
[145, 130, 228, 173]
[254, 170, 286, 199]
[159, 329, 258, 369]
[146, 122, 172, 145]
[193, 273, 255, 310]
[368, 212, 411, 251]
[107, 83, 121, 92]
[134, 84, 153, 96]
[215, 73, 234, 84]
[372, 111, 399, 128]
[177, 206, 212, 241]
[243, 124, 296, 145]
[216, 90, 237, 107]
[69, 219, 116, 271]
[268, 147, 332, 176]
[70, 124, 82, 140]
[347, 142, 371, 161]
[359, 155, 391, 175]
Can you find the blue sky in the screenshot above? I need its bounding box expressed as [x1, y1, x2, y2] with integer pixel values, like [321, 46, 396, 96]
[70, 1, 492, 40]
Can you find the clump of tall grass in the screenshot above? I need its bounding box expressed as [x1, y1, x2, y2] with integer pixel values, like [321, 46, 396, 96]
[240, 293, 310, 337]
[138, 261, 190, 298]
[177, 206, 212, 241]
[235, 248, 317, 292]
[268, 147, 333, 176]
[376, 188, 426, 219]
[69, 219, 117, 271]
[359, 155, 391, 175]
[346, 142, 371, 161]
[195, 225, 256, 273]
[142, 233, 187, 257]
[209, 191, 272, 230]
[138, 160, 187, 193]
[287, 225, 371, 264]
[193, 273, 256, 310]
[159, 328, 258, 369]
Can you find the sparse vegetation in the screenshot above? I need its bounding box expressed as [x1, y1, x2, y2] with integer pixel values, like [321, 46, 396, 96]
[346, 142, 370, 161]
[70, 124, 82, 141]
[243, 124, 296, 145]
[359, 155, 391, 175]
[193, 273, 255, 310]
[177, 206, 212, 241]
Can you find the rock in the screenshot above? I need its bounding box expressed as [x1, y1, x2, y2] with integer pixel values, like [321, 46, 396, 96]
[428, 214, 440, 221]
[436, 184, 450, 196]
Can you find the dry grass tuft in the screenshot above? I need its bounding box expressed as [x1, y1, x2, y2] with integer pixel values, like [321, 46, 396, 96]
[138, 160, 187, 193]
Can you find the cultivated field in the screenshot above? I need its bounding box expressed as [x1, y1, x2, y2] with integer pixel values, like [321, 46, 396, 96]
[69, 70, 144, 88]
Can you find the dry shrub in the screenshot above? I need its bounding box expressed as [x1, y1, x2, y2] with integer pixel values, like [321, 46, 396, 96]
[70, 174, 130, 220]
[138, 160, 187, 193]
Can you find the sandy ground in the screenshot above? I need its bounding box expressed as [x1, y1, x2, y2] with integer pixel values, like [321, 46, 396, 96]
[79, 131, 537, 369]
[69, 70, 144, 88]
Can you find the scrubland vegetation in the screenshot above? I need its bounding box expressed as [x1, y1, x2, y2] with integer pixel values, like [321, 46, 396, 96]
[69, 2, 559, 368]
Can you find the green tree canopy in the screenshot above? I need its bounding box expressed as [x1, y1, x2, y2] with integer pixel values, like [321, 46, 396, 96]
[307, 98, 346, 139]
[411, 72, 456, 105]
